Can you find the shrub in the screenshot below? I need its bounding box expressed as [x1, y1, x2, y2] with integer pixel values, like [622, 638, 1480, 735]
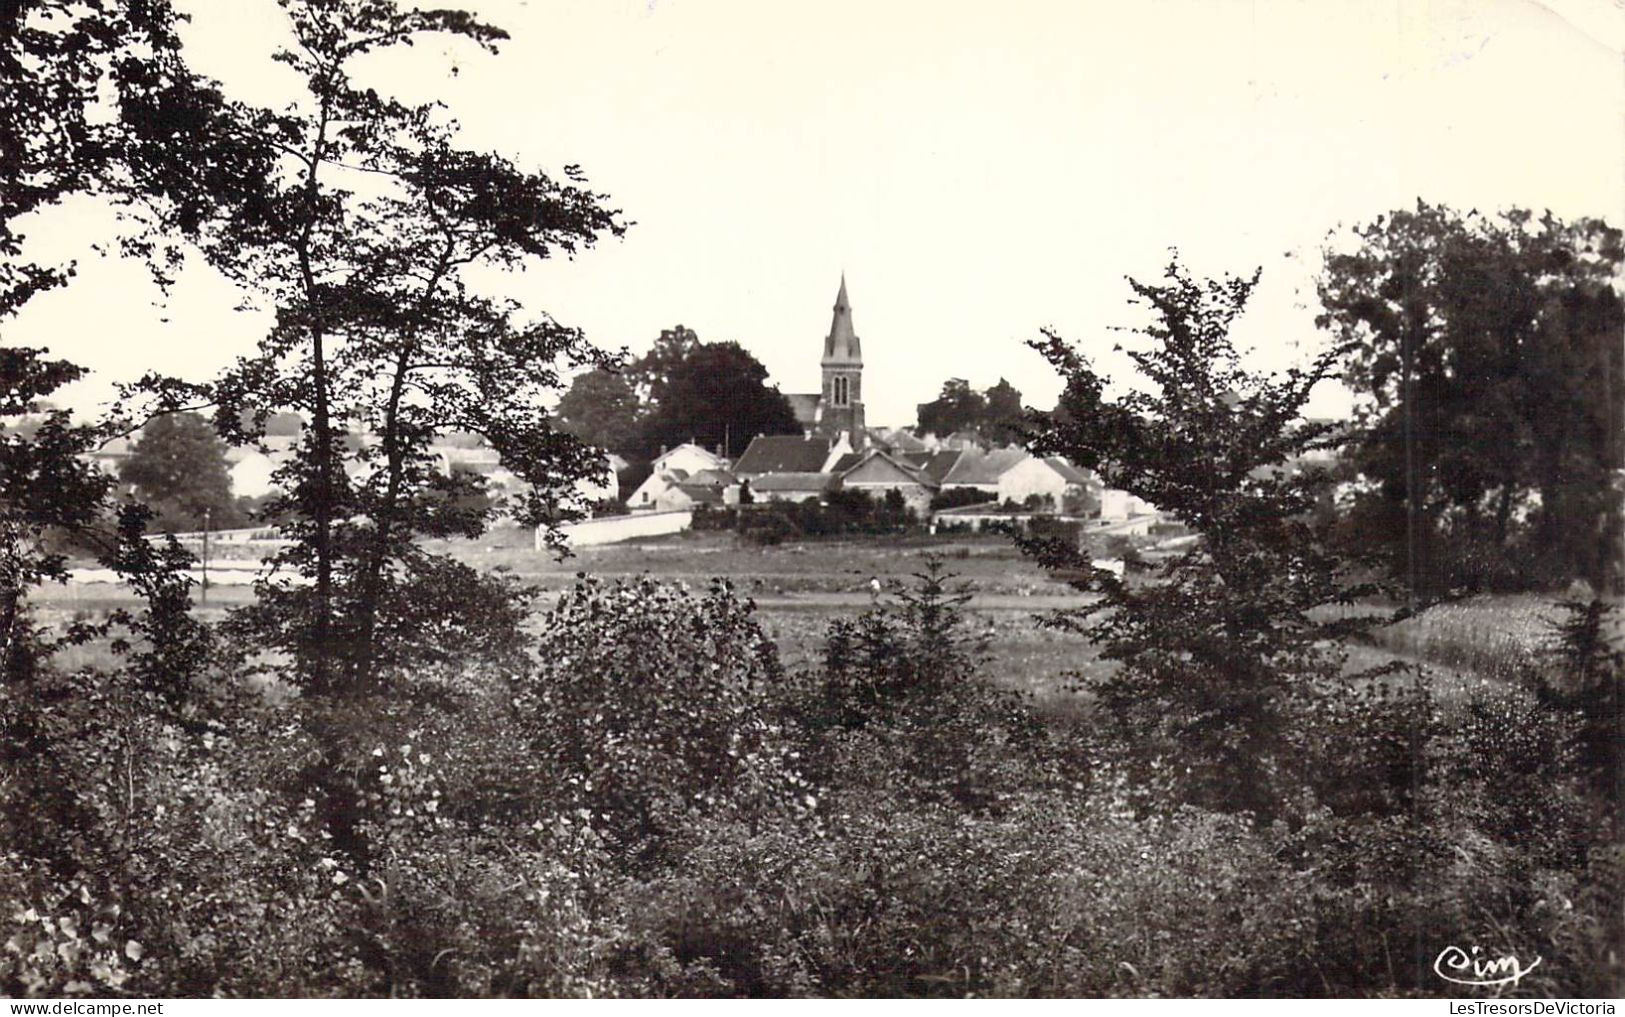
[930, 487, 996, 512]
[512, 577, 811, 867]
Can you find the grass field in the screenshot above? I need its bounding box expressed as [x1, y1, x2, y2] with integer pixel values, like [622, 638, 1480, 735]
[426, 524, 1073, 596]
[430, 526, 1108, 718]
[36, 525, 1564, 719]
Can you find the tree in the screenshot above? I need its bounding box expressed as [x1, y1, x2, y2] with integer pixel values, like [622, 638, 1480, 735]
[1318, 203, 1624, 595]
[633, 337, 799, 461]
[126, 0, 625, 695]
[916, 378, 986, 438]
[1024, 259, 1399, 823]
[2, 0, 232, 662]
[119, 412, 243, 531]
[0, 351, 114, 656]
[625, 324, 699, 406]
[981, 377, 1026, 445]
[555, 368, 639, 454]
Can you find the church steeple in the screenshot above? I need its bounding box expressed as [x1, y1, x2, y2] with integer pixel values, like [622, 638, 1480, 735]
[822, 273, 862, 366]
[818, 273, 865, 446]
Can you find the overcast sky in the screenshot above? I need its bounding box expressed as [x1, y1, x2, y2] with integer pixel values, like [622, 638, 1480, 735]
[12, 0, 1624, 428]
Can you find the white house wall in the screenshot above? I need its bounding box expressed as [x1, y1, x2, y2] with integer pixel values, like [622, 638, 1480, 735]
[653, 444, 724, 475]
[995, 458, 1070, 504]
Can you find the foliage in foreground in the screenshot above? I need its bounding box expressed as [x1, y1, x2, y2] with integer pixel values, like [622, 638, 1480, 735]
[1025, 259, 1397, 823]
[2, 563, 1619, 998]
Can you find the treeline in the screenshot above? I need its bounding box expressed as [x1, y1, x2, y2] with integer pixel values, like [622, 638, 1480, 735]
[1318, 204, 1623, 597]
[555, 325, 802, 468]
[693, 490, 917, 544]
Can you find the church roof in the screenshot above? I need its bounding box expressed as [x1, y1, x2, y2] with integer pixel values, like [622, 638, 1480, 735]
[821, 274, 862, 367]
[786, 392, 821, 429]
[733, 434, 832, 475]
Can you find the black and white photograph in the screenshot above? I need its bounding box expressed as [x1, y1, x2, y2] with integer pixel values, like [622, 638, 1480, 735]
[1, 0, 1621, 1001]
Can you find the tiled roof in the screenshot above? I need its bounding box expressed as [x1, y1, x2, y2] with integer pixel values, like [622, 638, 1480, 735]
[747, 472, 835, 492]
[652, 442, 726, 470]
[941, 448, 1030, 486]
[1044, 456, 1092, 485]
[734, 434, 831, 475]
[828, 453, 865, 474]
[879, 428, 929, 453]
[837, 449, 937, 489]
[684, 468, 737, 487]
[674, 484, 725, 505]
[918, 450, 963, 484]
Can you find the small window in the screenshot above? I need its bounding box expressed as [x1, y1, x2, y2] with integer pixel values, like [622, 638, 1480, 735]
[833, 375, 849, 406]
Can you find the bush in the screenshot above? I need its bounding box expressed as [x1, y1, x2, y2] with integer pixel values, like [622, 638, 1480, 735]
[929, 487, 996, 512]
[720, 493, 921, 545]
[511, 576, 812, 866]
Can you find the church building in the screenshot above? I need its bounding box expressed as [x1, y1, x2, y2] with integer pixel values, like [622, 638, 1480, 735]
[787, 275, 866, 448]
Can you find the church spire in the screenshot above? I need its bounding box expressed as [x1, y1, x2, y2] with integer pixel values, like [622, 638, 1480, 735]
[822, 273, 862, 366]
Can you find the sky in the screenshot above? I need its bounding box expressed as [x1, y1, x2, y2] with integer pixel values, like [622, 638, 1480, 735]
[11, 0, 1624, 428]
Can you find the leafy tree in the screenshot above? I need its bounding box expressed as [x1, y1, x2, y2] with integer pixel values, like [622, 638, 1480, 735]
[1539, 597, 1623, 806]
[0, 352, 113, 659]
[916, 378, 986, 438]
[119, 412, 243, 531]
[1318, 202, 1624, 595]
[555, 368, 638, 454]
[1, 0, 220, 682]
[980, 377, 1027, 445]
[0, 350, 216, 874]
[625, 324, 699, 406]
[1024, 259, 1398, 823]
[124, 0, 625, 695]
[633, 338, 799, 461]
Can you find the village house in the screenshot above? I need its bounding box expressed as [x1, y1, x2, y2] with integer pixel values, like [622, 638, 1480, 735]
[625, 442, 738, 512]
[628, 466, 737, 511]
[865, 426, 929, 456]
[745, 472, 838, 503]
[732, 434, 836, 478]
[1099, 487, 1156, 522]
[834, 449, 937, 514]
[938, 447, 1093, 507]
[649, 441, 729, 477]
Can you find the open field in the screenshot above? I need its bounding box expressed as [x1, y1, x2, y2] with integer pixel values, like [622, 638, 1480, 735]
[427, 524, 1076, 595]
[35, 526, 1561, 718]
[433, 526, 1107, 716]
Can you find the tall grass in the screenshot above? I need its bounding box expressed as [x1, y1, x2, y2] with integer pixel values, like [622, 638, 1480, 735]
[1361, 594, 1555, 685]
